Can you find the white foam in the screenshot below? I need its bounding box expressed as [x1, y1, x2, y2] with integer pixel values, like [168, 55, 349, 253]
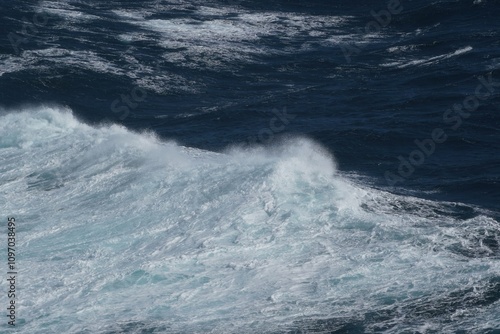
[0, 106, 498, 333]
[113, 8, 350, 70]
[25, 48, 124, 76]
[0, 55, 36, 77]
[20, 1, 355, 93]
[38, 1, 101, 22]
[381, 46, 473, 68]
[0, 47, 125, 82]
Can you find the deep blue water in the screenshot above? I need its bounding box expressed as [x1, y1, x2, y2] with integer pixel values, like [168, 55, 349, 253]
[1, 0, 500, 333]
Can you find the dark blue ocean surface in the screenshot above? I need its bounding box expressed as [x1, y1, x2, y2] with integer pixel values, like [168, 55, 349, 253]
[1, 0, 500, 333]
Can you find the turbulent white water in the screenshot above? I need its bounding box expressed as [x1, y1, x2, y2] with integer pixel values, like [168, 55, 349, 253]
[0, 106, 499, 333]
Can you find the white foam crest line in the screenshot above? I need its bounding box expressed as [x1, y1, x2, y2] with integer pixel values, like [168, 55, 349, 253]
[1, 48, 126, 78]
[27, 48, 125, 75]
[38, 0, 101, 21]
[111, 9, 149, 20]
[381, 46, 473, 68]
[386, 44, 419, 53]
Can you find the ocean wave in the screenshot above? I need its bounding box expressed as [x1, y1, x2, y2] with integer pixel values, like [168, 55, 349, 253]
[0, 106, 498, 333]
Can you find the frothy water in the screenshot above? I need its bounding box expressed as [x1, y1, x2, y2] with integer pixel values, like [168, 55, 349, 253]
[0, 106, 499, 333]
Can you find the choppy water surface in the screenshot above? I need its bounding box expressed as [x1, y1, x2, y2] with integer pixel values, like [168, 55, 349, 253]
[0, 0, 499, 332]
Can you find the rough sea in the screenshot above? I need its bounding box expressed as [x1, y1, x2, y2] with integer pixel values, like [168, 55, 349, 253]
[1, 0, 500, 333]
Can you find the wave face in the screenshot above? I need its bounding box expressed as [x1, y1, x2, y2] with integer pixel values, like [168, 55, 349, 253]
[1, 107, 499, 333]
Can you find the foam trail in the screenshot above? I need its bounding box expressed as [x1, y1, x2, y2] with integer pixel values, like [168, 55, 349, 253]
[0, 106, 499, 333]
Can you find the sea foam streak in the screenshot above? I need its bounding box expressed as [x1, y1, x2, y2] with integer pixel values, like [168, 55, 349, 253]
[0, 106, 499, 333]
